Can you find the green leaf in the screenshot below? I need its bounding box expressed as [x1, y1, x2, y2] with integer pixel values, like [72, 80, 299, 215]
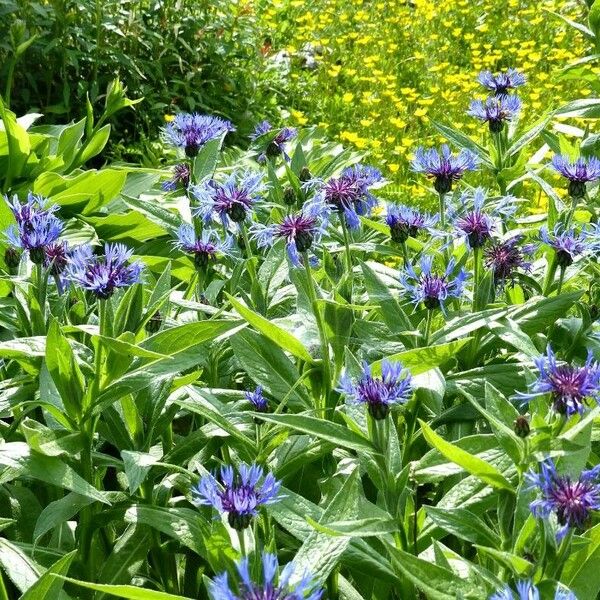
[34, 493, 94, 542]
[306, 516, 399, 537]
[563, 523, 600, 598]
[20, 550, 77, 600]
[425, 505, 501, 547]
[554, 98, 600, 118]
[432, 121, 493, 167]
[506, 114, 551, 157]
[45, 319, 85, 419]
[474, 546, 532, 575]
[387, 545, 482, 599]
[420, 420, 513, 491]
[121, 450, 159, 494]
[79, 124, 111, 164]
[0, 538, 41, 592]
[0, 97, 31, 186]
[257, 413, 379, 455]
[193, 136, 223, 181]
[226, 294, 313, 362]
[55, 578, 191, 600]
[371, 338, 471, 376]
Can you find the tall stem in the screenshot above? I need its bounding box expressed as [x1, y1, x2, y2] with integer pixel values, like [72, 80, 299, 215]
[542, 254, 558, 297]
[438, 192, 446, 229]
[556, 265, 566, 296]
[423, 310, 433, 346]
[303, 252, 331, 411]
[472, 246, 482, 312]
[340, 219, 354, 301]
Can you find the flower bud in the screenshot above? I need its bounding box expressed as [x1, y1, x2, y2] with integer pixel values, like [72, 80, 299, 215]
[514, 415, 530, 438]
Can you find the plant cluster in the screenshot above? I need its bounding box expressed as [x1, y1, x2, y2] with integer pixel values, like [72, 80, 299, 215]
[1, 25, 600, 600]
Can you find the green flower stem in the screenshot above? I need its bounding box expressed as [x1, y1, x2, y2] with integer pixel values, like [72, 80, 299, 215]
[438, 192, 446, 229]
[423, 309, 433, 346]
[472, 246, 482, 312]
[237, 528, 247, 557]
[303, 252, 331, 412]
[552, 529, 574, 580]
[240, 222, 265, 314]
[542, 254, 558, 296]
[401, 241, 410, 267]
[340, 218, 354, 286]
[556, 265, 566, 295]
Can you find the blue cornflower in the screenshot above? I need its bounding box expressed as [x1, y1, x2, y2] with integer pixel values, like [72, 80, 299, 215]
[551, 154, 600, 198]
[411, 144, 478, 194]
[526, 458, 600, 540]
[162, 163, 191, 192]
[539, 225, 593, 268]
[484, 236, 532, 284]
[209, 552, 323, 600]
[250, 120, 297, 162]
[321, 164, 383, 229]
[192, 171, 265, 227]
[338, 360, 412, 420]
[385, 204, 438, 243]
[478, 68, 527, 95]
[174, 224, 233, 269]
[518, 345, 600, 416]
[66, 243, 142, 299]
[162, 113, 234, 157]
[251, 197, 330, 267]
[44, 241, 70, 276]
[5, 194, 63, 264]
[245, 386, 268, 412]
[453, 188, 497, 249]
[468, 95, 522, 133]
[490, 581, 576, 600]
[400, 255, 468, 312]
[193, 463, 281, 530]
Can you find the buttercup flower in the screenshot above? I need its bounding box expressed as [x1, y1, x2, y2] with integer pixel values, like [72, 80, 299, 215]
[519, 345, 600, 416]
[250, 120, 297, 161]
[251, 197, 330, 267]
[484, 236, 532, 284]
[321, 164, 382, 229]
[208, 552, 323, 600]
[411, 144, 478, 194]
[526, 458, 600, 539]
[490, 580, 575, 600]
[193, 463, 281, 530]
[468, 95, 522, 133]
[338, 360, 412, 420]
[385, 203, 438, 243]
[539, 226, 593, 268]
[551, 154, 600, 198]
[162, 113, 234, 157]
[245, 386, 268, 412]
[66, 243, 142, 299]
[174, 224, 233, 269]
[400, 255, 468, 312]
[478, 68, 527, 95]
[192, 171, 265, 227]
[163, 163, 191, 192]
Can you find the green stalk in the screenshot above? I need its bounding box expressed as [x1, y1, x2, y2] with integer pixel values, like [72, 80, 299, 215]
[340, 218, 354, 289]
[401, 241, 410, 267]
[303, 252, 331, 411]
[542, 254, 558, 296]
[423, 310, 433, 346]
[438, 192, 446, 229]
[556, 265, 566, 295]
[472, 246, 482, 312]
[240, 223, 265, 313]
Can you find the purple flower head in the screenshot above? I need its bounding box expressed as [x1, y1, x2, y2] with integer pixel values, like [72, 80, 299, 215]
[193, 463, 281, 530]
[250, 120, 297, 162]
[385, 204, 438, 243]
[411, 144, 478, 194]
[162, 163, 191, 192]
[338, 360, 412, 420]
[454, 188, 495, 248]
[468, 94, 522, 133]
[484, 236, 532, 284]
[5, 195, 63, 264]
[162, 113, 234, 157]
[322, 163, 382, 229]
[44, 241, 70, 276]
[209, 552, 323, 600]
[526, 458, 600, 539]
[245, 386, 268, 412]
[66, 243, 142, 299]
[478, 68, 527, 95]
[174, 224, 233, 269]
[400, 255, 468, 312]
[518, 346, 600, 416]
[489, 581, 575, 600]
[552, 155, 600, 198]
[539, 225, 592, 268]
[251, 196, 330, 267]
[192, 171, 265, 227]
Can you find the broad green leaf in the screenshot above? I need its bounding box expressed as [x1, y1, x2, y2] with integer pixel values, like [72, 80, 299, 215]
[0, 538, 41, 592]
[425, 505, 501, 547]
[20, 550, 76, 600]
[372, 338, 471, 376]
[474, 546, 532, 575]
[193, 136, 222, 181]
[432, 121, 493, 167]
[0, 97, 31, 185]
[420, 420, 513, 491]
[257, 413, 379, 455]
[506, 114, 551, 157]
[306, 516, 399, 537]
[34, 493, 94, 542]
[227, 294, 314, 362]
[121, 450, 160, 494]
[55, 578, 191, 600]
[563, 523, 600, 598]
